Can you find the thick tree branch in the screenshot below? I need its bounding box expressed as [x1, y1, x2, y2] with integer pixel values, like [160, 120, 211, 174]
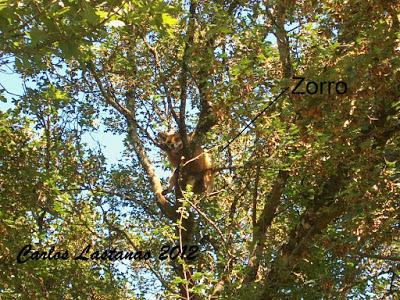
[258, 117, 399, 299]
[87, 62, 176, 220]
[87, 62, 134, 119]
[178, 0, 197, 154]
[265, 3, 293, 78]
[259, 164, 348, 300]
[142, 36, 181, 127]
[252, 164, 261, 229]
[244, 170, 289, 284]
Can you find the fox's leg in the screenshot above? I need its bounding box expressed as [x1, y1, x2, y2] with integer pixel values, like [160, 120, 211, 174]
[162, 168, 179, 195]
[204, 169, 213, 195]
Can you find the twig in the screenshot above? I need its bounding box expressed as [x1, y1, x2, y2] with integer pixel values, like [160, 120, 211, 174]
[220, 87, 288, 152]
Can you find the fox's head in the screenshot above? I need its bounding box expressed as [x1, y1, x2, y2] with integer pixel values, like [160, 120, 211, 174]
[157, 132, 183, 154]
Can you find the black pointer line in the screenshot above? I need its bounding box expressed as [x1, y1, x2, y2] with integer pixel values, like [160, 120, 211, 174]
[220, 87, 289, 153]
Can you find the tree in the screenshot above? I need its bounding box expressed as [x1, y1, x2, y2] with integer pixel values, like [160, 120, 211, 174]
[0, 0, 399, 299]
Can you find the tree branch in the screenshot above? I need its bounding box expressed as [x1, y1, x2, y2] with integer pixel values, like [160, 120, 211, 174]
[244, 170, 289, 284]
[265, 3, 293, 78]
[142, 36, 181, 127]
[178, 0, 197, 153]
[87, 62, 176, 220]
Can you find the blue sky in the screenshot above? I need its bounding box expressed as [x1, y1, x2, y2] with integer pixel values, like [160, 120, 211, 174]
[0, 67, 124, 166]
[0, 65, 162, 299]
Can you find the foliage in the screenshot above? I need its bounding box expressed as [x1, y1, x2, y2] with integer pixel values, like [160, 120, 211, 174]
[0, 0, 399, 299]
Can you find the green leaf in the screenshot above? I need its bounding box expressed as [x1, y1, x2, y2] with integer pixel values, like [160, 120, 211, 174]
[59, 40, 79, 59]
[0, 2, 7, 11]
[82, 5, 99, 24]
[29, 28, 48, 46]
[0, 92, 6, 103]
[54, 200, 65, 215]
[95, 9, 108, 20]
[161, 13, 178, 26]
[192, 272, 204, 280]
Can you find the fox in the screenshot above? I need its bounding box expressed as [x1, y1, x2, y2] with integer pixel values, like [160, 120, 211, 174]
[157, 131, 213, 195]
